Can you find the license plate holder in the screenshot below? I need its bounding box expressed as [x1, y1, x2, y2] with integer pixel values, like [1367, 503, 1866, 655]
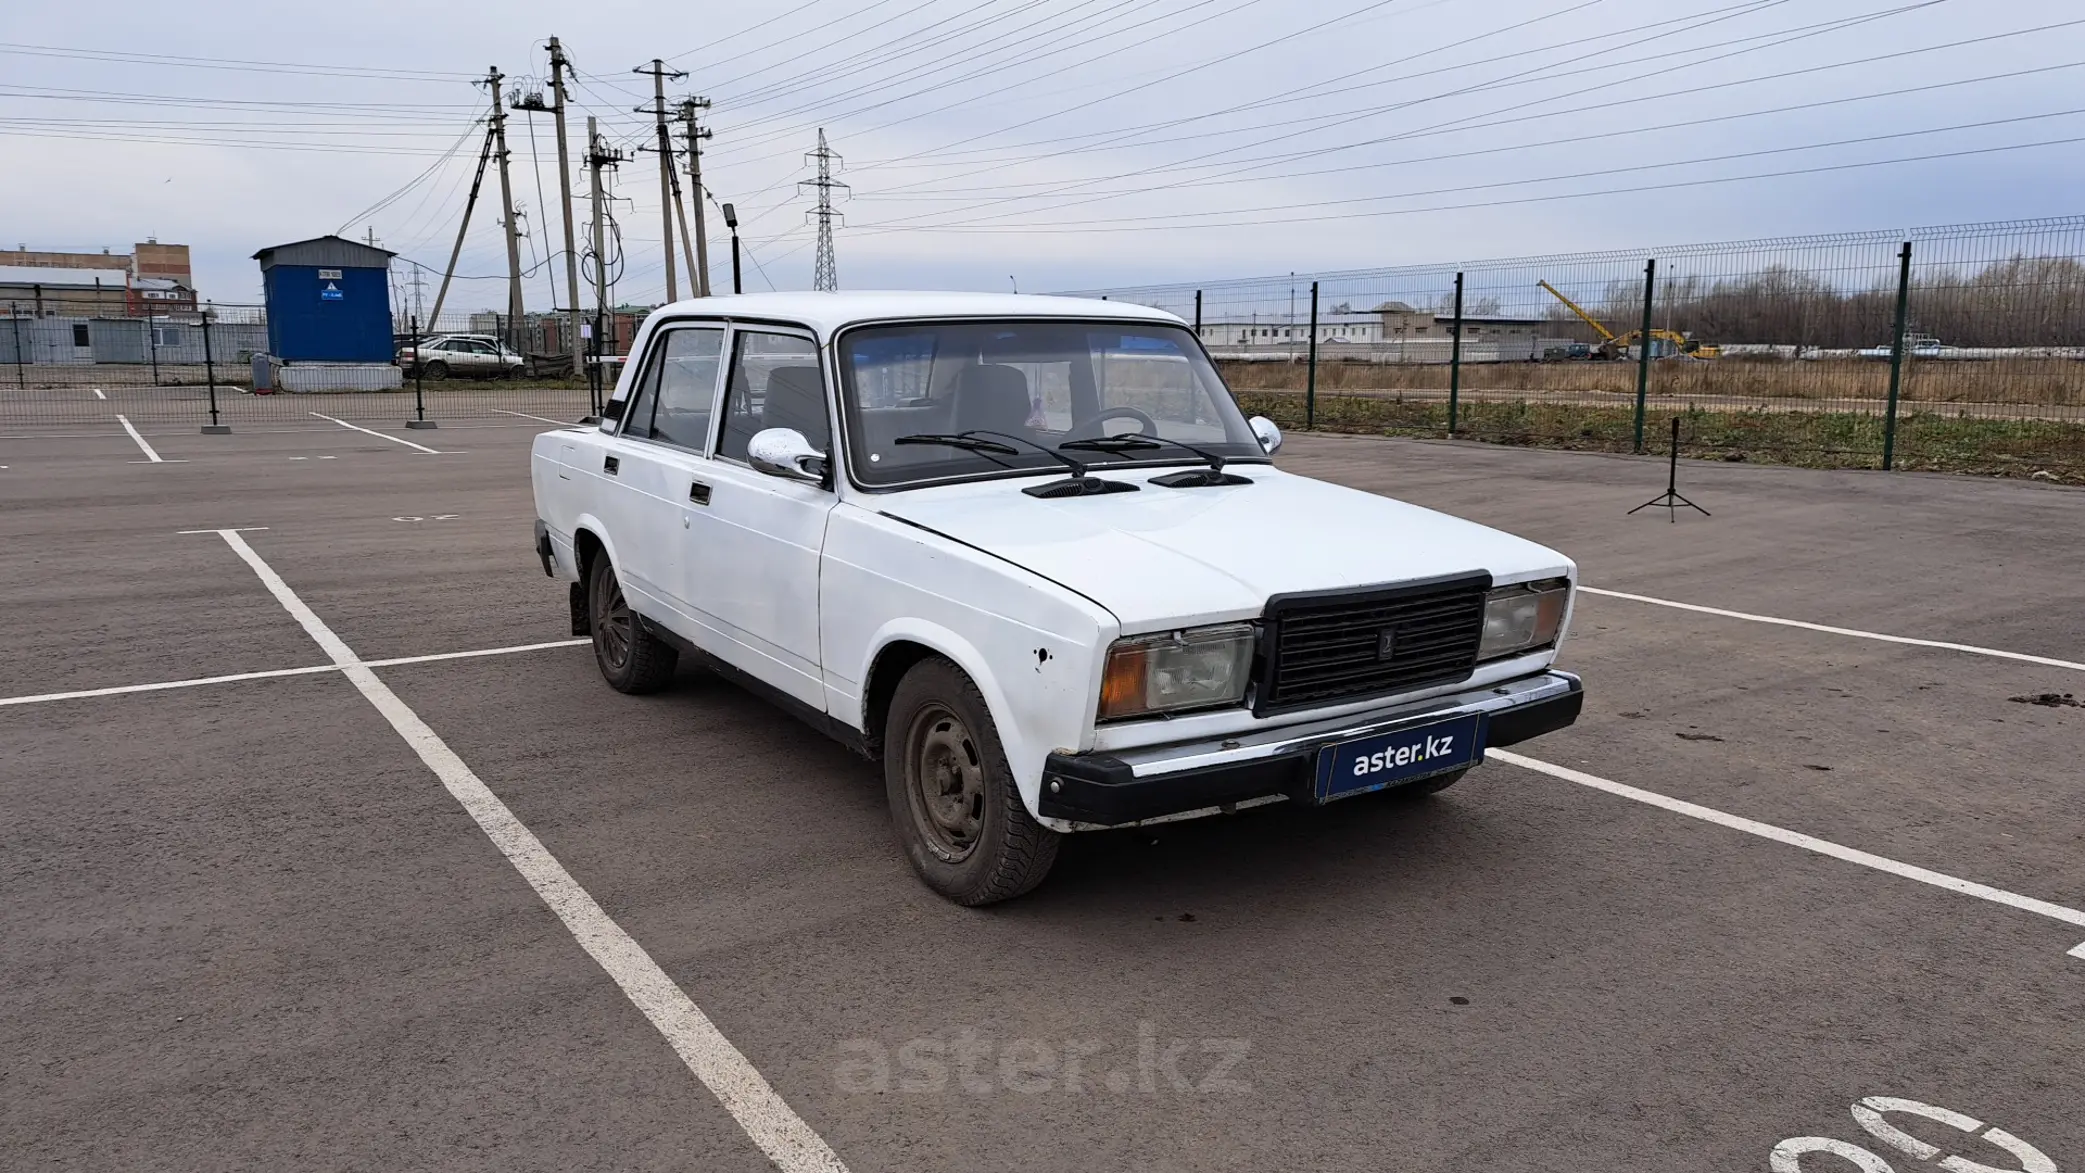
[1314, 712, 1486, 803]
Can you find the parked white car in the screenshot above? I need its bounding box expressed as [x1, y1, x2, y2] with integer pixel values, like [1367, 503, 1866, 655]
[530, 293, 1582, 904]
[397, 334, 525, 379]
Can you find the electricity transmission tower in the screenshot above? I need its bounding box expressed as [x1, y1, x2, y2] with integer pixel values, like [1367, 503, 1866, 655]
[800, 129, 847, 293]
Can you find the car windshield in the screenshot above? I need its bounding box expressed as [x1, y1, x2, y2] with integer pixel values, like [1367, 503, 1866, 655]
[837, 319, 1263, 487]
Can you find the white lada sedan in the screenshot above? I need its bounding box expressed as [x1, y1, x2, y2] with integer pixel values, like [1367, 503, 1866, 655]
[530, 292, 1583, 905]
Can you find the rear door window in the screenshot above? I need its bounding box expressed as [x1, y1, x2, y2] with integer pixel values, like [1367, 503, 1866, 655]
[647, 328, 726, 452]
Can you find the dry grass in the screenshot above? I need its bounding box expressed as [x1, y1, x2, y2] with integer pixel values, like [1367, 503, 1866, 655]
[1233, 390, 2085, 483]
[1221, 357, 2085, 408]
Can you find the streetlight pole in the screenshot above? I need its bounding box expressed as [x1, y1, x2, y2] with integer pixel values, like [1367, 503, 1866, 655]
[722, 202, 742, 295]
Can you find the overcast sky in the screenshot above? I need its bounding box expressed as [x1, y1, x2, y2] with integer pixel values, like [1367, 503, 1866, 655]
[5, 0, 2083, 311]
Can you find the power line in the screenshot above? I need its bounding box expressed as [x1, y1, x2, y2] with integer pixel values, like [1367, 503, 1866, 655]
[851, 133, 2085, 235]
[848, 0, 2003, 235]
[0, 42, 476, 81]
[855, 59, 2085, 205]
[336, 118, 485, 234]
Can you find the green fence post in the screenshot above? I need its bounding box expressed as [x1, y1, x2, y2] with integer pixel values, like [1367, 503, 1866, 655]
[1881, 240, 1913, 471]
[1305, 281, 1319, 430]
[1448, 271, 1465, 436]
[9, 302, 22, 389]
[1193, 289, 1202, 335]
[1632, 258, 1656, 454]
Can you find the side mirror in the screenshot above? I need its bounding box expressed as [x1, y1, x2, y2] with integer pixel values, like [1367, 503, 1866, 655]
[748, 427, 828, 486]
[1248, 415, 1284, 455]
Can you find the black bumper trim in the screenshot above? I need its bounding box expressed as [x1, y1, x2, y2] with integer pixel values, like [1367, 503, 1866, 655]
[1038, 676, 1584, 827]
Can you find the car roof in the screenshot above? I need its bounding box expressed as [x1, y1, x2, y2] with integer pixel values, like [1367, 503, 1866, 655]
[642, 290, 1185, 336]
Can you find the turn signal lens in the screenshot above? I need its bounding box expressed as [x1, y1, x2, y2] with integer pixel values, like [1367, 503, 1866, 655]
[1478, 579, 1570, 661]
[1097, 624, 1256, 722]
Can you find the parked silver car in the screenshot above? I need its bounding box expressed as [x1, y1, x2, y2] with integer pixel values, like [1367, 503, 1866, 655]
[397, 334, 526, 380]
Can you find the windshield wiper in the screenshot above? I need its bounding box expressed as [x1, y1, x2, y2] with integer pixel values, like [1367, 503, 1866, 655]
[893, 432, 1022, 458]
[897, 429, 1137, 499]
[1058, 433, 1254, 487]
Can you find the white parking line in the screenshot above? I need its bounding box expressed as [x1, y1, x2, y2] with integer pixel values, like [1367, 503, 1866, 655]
[1579, 586, 2085, 673]
[1489, 748, 2085, 957]
[0, 638, 590, 709]
[201, 528, 847, 1173]
[491, 408, 583, 426]
[115, 414, 163, 462]
[310, 412, 443, 454]
[92, 388, 106, 400]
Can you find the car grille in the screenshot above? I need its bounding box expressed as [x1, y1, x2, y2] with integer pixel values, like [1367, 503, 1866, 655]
[1256, 573, 1490, 715]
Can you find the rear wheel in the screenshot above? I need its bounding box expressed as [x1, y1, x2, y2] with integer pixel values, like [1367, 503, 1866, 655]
[884, 657, 1059, 905]
[588, 553, 677, 694]
[424, 360, 450, 381]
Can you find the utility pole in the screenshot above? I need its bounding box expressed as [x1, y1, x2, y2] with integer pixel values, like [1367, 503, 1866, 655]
[801, 128, 847, 293]
[585, 117, 622, 338]
[547, 38, 584, 373]
[428, 118, 497, 328]
[635, 58, 687, 302]
[681, 97, 713, 297]
[664, 137, 697, 293]
[488, 67, 526, 349]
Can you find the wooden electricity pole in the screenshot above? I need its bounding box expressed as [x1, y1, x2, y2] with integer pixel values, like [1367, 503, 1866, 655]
[547, 37, 583, 373]
[682, 97, 713, 297]
[585, 117, 622, 333]
[635, 58, 687, 302]
[487, 67, 526, 345]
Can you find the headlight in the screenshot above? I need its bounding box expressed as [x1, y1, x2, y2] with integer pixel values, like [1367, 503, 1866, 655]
[1478, 579, 1570, 661]
[1099, 623, 1256, 721]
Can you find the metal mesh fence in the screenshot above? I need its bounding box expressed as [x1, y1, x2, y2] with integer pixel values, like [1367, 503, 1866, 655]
[1065, 216, 2085, 480]
[0, 302, 637, 428]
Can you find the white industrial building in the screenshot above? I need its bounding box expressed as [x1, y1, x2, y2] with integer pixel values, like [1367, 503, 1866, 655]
[1196, 301, 1562, 362]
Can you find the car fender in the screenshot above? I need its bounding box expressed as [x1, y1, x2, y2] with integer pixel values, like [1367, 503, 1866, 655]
[858, 617, 1066, 819]
[569, 510, 620, 581]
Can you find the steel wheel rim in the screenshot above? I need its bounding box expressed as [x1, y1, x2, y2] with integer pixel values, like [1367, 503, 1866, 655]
[595, 570, 632, 670]
[906, 702, 985, 863]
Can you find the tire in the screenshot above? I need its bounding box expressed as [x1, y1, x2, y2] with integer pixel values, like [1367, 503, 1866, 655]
[1383, 768, 1468, 799]
[424, 360, 450, 381]
[884, 657, 1060, 905]
[587, 553, 677, 694]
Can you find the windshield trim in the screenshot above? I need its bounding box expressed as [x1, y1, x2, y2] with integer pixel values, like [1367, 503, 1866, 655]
[830, 315, 1267, 495]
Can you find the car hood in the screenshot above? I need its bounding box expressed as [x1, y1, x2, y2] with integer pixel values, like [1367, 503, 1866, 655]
[873, 466, 1573, 630]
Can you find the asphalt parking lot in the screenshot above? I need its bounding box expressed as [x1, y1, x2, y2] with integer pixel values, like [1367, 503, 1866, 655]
[3, 415, 2081, 1172]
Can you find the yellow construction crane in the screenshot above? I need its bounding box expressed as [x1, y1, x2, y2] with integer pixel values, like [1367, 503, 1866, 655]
[1536, 280, 1719, 359]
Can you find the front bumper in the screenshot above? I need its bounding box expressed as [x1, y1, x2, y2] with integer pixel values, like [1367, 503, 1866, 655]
[1037, 670, 1582, 827]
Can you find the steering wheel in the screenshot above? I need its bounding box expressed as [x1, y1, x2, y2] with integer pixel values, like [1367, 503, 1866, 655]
[1065, 405, 1159, 441]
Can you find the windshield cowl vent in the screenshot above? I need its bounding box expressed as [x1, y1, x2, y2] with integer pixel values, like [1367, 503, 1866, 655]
[1021, 476, 1141, 500]
[1149, 469, 1253, 488]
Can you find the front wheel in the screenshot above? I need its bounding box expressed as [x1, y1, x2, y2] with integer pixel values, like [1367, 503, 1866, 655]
[424, 360, 450, 381]
[588, 553, 677, 693]
[884, 657, 1059, 905]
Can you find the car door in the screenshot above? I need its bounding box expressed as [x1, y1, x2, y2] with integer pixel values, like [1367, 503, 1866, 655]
[464, 339, 500, 374]
[682, 326, 835, 710]
[600, 323, 727, 629]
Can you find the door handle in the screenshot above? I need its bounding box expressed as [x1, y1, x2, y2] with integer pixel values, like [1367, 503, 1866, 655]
[688, 480, 711, 506]
[603, 454, 619, 475]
